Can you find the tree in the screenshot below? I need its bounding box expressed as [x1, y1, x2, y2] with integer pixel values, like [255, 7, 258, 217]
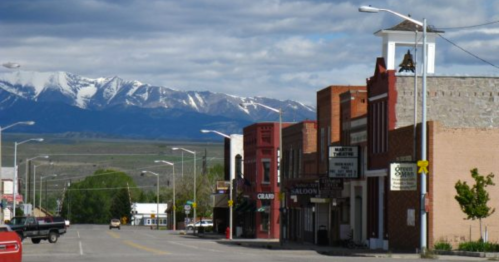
[60, 169, 138, 224]
[455, 168, 495, 241]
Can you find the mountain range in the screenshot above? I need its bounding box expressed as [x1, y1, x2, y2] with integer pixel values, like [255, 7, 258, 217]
[0, 71, 316, 140]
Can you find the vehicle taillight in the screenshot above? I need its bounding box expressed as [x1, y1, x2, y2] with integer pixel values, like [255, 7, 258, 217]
[0, 242, 19, 253]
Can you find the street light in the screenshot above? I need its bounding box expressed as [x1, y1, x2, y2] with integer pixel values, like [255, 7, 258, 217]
[359, 5, 428, 251]
[240, 102, 283, 242]
[2, 62, 21, 69]
[24, 155, 49, 209]
[40, 174, 56, 212]
[172, 147, 197, 233]
[33, 162, 52, 214]
[154, 160, 176, 231]
[141, 170, 160, 230]
[0, 122, 35, 210]
[200, 129, 234, 240]
[13, 138, 44, 217]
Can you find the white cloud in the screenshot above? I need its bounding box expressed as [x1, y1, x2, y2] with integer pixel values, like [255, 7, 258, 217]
[0, 0, 498, 107]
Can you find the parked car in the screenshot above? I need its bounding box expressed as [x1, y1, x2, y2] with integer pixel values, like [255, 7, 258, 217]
[186, 220, 213, 230]
[109, 218, 121, 230]
[0, 225, 22, 262]
[65, 220, 70, 228]
[8, 216, 67, 244]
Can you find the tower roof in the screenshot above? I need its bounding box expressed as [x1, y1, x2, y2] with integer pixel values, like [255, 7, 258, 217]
[381, 20, 444, 33]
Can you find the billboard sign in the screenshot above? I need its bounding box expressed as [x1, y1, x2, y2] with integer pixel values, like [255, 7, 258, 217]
[328, 146, 359, 178]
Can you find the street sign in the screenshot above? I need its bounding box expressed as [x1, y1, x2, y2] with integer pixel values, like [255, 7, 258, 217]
[184, 205, 191, 211]
[151, 214, 156, 218]
[192, 202, 197, 208]
[185, 210, 190, 215]
[228, 200, 233, 207]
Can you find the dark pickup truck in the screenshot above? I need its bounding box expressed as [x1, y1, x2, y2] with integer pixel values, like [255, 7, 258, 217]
[8, 216, 67, 244]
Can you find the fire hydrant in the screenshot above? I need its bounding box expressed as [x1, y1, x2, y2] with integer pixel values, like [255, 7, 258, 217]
[225, 227, 230, 239]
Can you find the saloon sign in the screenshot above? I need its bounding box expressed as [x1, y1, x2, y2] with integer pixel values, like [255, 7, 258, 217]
[290, 183, 318, 195]
[328, 146, 359, 178]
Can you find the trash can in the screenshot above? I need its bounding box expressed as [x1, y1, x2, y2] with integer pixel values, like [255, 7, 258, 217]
[317, 225, 328, 246]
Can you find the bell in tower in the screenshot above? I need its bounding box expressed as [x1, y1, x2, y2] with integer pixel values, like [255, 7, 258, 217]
[399, 50, 415, 73]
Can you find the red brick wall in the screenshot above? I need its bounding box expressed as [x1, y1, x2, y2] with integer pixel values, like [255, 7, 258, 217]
[316, 85, 366, 175]
[387, 124, 420, 250]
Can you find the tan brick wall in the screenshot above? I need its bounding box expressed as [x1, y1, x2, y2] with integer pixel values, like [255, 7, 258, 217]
[432, 122, 499, 247]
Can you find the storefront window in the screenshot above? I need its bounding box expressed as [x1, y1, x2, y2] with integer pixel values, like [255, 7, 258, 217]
[260, 200, 270, 231]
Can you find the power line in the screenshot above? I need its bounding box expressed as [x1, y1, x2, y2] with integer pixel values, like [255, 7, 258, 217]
[435, 20, 499, 30]
[437, 33, 499, 70]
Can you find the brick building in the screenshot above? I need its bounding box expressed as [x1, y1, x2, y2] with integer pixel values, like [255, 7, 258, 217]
[281, 120, 317, 243]
[366, 56, 499, 250]
[241, 122, 291, 239]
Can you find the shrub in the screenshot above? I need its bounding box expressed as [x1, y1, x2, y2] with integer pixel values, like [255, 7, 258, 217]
[458, 241, 499, 252]
[434, 241, 452, 251]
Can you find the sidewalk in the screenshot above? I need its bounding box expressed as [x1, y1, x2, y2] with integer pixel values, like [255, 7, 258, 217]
[191, 232, 489, 261]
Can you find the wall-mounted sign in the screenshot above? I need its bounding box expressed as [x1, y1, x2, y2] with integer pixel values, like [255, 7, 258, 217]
[319, 177, 343, 197]
[290, 183, 318, 195]
[390, 162, 417, 191]
[257, 193, 275, 200]
[328, 146, 359, 178]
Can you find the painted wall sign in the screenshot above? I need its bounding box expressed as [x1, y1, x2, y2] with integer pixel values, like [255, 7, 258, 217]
[257, 193, 275, 200]
[390, 162, 417, 191]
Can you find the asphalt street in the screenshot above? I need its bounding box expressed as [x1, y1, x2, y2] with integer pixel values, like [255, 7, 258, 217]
[22, 225, 487, 262]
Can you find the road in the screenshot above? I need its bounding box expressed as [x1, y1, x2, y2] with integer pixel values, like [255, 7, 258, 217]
[22, 225, 483, 262]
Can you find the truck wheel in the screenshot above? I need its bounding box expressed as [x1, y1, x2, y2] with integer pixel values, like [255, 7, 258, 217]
[31, 238, 41, 244]
[48, 232, 59, 243]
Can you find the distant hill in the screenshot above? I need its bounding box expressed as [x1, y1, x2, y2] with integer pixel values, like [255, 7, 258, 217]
[0, 71, 316, 139]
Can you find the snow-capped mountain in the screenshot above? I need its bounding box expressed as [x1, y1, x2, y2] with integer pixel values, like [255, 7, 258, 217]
[0, 71, 316, 139]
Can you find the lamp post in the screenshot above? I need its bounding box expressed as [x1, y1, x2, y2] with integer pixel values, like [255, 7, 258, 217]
[33, 162, 52, 214]
[24, 155, 49, 210]
[172, 147, 196, 233]
[154, 160, 176, 231]
[240, 102, 283, 242]
[13, 138, 44, 217]
[200, 129, 234, 240]
[141, 170, 160, 230]
[40, 174, 56, 212]
[359, 5, 428, 251]
[0, 121, 35, 221]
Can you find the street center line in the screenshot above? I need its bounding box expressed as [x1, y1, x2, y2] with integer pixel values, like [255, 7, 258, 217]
[107, 231, 120, 239]
[79, 241, 84, 256]
[123, 240, 169, 255]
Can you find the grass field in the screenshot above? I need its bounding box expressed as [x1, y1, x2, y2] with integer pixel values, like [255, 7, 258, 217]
[1, 133, 224, 204]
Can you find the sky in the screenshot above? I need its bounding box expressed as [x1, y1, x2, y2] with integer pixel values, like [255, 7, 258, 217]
[1, 0, 498, 106]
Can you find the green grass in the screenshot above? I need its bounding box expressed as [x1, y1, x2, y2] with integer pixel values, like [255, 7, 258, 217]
[3, 133, 224, 195]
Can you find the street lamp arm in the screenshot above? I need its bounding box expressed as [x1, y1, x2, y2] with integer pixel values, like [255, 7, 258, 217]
[172, 147, 196, 155]
[200, 129, 231, 139]
[358, 5, 423, 26]
[241, 102, 280, 114]
[155, 160, 174, 166]
[17, 138, 44, 146]
[2, 121, 35, 131]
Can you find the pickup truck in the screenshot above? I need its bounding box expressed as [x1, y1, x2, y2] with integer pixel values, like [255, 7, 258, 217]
[7, 216, 67, 244]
